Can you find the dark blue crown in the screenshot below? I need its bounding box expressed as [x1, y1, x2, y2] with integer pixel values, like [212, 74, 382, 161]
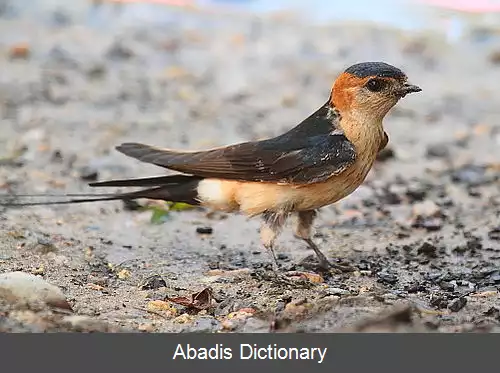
[345, 62, 406, 79]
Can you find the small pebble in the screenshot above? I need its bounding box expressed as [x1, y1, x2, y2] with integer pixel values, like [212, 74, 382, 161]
[451, 165, 491, 186]
[489, 50, 500, 65]
[406, 183, 427, 202]
[86, 63, 107, 79]
[448, 297, 467, 312]
[62, 315, 111, 332]
[377, 271, 398, 284]
[412, 200, 441, 218]
[106, 41, 135, 60]
[439, 281, 455, 292]
[35, 238, 58, 254]
[51, 9, 72, 27]
[327, 287, 350, 296]
[137, 323, 156, 332]
[192, 317, 221, 332]
[139, 275, 167, 290]
[51, 150, 64, 163]
[430, 296, 448, 309]
[196, 226, 213, 234]
[276, 253, 289, 261]
[0, 271, 71, 310]
[489, 273, 500, 284]
[488, 227, 500, 241]
[426, 144, 450, 158]
[412, 200, 443, 231]
[484, 307, 500, 320]
[79, 166, 99, 181]
[147, 300, 177, 317]
[47, 46, 78, 69]
[417, 242, 438, 258]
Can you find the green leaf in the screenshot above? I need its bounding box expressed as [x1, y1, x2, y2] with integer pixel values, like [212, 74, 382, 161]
[168, 202, 195, 211]
[149, 206, 171, 224]
[145, 201, 194, 224]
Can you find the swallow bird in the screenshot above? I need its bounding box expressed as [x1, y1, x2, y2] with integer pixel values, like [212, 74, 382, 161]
[2, 62, 421, 271]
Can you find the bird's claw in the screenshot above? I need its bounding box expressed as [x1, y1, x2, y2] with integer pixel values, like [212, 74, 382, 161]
[315, 253, 354, 273]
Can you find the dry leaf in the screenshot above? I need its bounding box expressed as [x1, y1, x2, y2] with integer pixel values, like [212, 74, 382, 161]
[167, 287, 213, 310]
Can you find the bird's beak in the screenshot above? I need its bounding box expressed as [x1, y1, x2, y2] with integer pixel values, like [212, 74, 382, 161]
[398, 83, 422, 97]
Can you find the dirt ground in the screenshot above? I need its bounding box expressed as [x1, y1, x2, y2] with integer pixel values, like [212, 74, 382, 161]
[1, 2, 500, 333]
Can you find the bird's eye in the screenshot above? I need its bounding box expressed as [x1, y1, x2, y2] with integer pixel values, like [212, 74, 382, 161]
[366, 78, 385, 92]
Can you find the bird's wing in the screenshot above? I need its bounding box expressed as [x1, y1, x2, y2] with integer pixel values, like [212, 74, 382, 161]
[116, 102, 357, 185]
[116, 134, 356, 185]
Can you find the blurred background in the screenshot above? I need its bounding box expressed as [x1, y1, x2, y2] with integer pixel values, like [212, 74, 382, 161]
[1, 0, 500, 174]
[0, 0, 500, 333]
[1, 0, 500, 195]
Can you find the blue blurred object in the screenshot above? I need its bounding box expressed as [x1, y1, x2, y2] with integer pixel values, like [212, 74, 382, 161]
[13, 0, 500, 41]
[199, 0, 421, 30]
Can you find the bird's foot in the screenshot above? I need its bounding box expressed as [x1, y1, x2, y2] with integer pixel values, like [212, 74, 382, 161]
[302, 238, 355, 273]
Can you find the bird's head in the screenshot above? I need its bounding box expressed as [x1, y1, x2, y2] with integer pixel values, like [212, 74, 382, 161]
[331, 62, 421, 121]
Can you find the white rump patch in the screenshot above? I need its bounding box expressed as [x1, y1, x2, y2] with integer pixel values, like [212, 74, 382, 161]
[197, 179, 228, 206]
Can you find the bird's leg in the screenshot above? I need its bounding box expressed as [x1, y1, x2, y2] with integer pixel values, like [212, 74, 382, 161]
[294, 210, 330, 269]
[295, 210, 353, 272]
[261, 211, 288, 271]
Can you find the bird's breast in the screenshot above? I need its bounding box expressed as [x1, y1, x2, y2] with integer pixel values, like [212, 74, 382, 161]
[292, 153, 376, 211]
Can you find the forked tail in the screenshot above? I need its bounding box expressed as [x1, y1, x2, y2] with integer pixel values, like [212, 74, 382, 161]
[0, 175, 203, 207]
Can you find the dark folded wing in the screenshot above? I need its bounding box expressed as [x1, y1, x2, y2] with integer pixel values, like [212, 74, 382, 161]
[116, 131, 357, 185]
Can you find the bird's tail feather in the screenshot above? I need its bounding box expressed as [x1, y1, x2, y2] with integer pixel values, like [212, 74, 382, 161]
[0, 175, 202, 207]
[88, 174, 198, 187]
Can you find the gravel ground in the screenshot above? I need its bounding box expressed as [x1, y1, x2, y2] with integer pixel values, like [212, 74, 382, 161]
[0, 2, 500, 333]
